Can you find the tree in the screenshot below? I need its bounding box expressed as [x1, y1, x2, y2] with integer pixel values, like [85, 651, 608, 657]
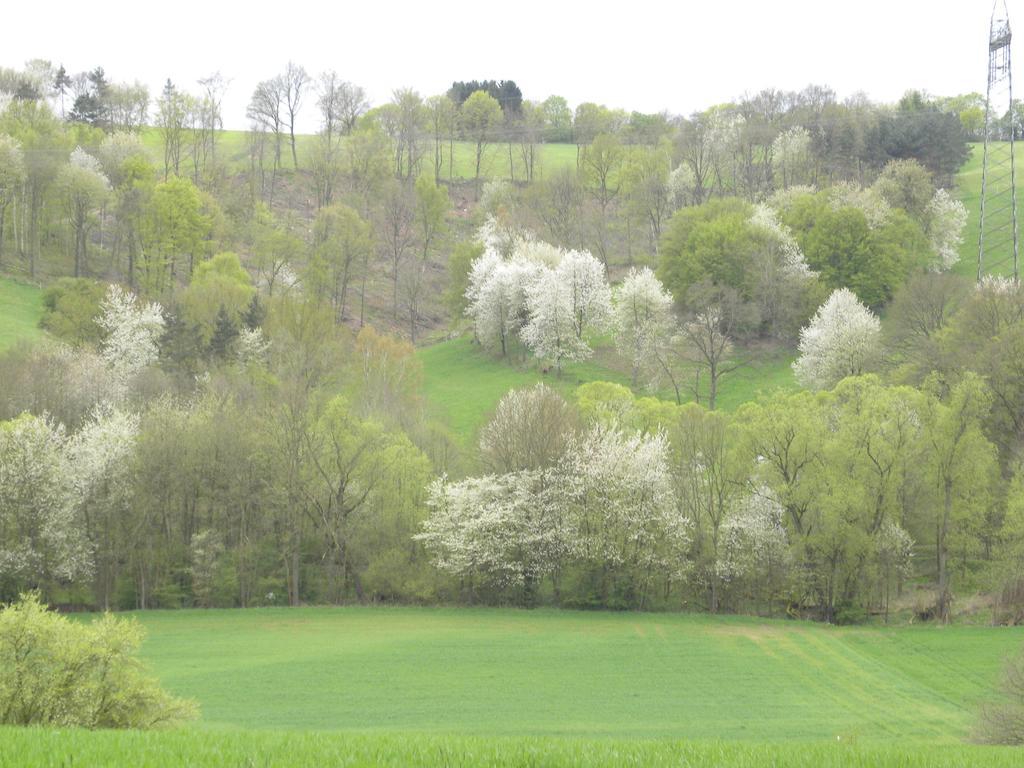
[281, 62, 308, 169]
[308, 203, 372, 323]
[613, 267, 675, 387]
[379, 180, 416, 320]
[53, 65, 71, 120]
[413, 174, 449, 263]
[923, 375, 999, 623]
[561, 425, 689, 608]
[977, 646, 1024, 744]
[139, 176, 212, 292]
[0, 593, 197, 727]
[522, 268, 591, 371]
[925, 188, 968, 271]
[580, 132, 623, 266]
[681, 282, 757, 410]
[657, 198, 756, 299]
[771, 126, 812, 189]
[479, 384, 576, 473]
[872, 158, 934, 223]
[556, 249, 613, 341]
[58, 148, 110, 278]
[426, 94, 457, 182]
[0, 415, 92, 589]
[156, 80, 187, 180]
[96, 284, 165, 387]
[179, 251, 255, 346]
[466, 251, 540, 357]
[246, 77, 285, 198]
[39, 277, 107, 346]
[0, 135, 25, 268]
[460, 90, 502, 193]
[793, 288, 880, 390]
[669, 404, 744, 612]
[419, 469, 567, 599]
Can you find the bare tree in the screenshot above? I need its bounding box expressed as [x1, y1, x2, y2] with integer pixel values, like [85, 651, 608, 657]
[247, 79, 285, 201]
[282, 62, 309, 169]
[378, 181, 416, 320]
[680, 282, 759, 410]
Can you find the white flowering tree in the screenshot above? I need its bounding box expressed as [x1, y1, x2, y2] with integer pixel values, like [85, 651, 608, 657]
[771, 126, 812, 189]
[828, 182, 892, 229]
[561, 426, 691, 603]
[556, 249, 614, 340]
[925, 188, 968, 271]
[418, 470, 568, 596]
[748, 203, 814, 337]
[67, 407, 140, 609]
[614, 267, 675, 386]
[793, 288, 881, 390]
[58, 147, 110, 278]
[716, 490, 791, 610]
[97, 284, 165, 389]
[522, 268, 591, 371]
[0, 414, 93, 586]
[465, 225, 613, 367]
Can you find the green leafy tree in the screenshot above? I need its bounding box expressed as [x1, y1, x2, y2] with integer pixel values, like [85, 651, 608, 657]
[0, 593, 197, 727]
[460, 90, 503, 192]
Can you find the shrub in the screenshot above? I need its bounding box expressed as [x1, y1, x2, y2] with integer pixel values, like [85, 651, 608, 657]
[0, 593, 197, 728]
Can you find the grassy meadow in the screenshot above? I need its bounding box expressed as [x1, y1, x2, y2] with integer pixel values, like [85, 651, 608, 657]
[0, 277, 43, 351]
[114, 607, 1020, 740]
[418, 335, 796, 443]
[2, 728, 1020, 768]
[953, 141, 1019, 280]
[138, 128, 579, 183]
[6, 606, 1019, 766]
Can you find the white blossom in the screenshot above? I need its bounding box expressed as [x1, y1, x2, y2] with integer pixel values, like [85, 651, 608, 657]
[556, 249, 614, 340]
[829, 182, 891, 229]
[749, 203, 813, 279]
[925, 188, 968, 271]
[793, 288, 881, 390]
[716, 489, 790, 583]
[522, 268, 591, 368]
[237, 326, 270, 365]
[0, 414, 92, 583]
[614, 267, 675, 380]
[97, 284, 165, 390]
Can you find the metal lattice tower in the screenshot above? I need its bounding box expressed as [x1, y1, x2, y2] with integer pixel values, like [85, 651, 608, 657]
[979, 1, 1019, 283]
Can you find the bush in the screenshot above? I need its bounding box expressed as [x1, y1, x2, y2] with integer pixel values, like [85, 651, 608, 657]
[0, 593, 197, 728]
[976, 647, 1024, 744]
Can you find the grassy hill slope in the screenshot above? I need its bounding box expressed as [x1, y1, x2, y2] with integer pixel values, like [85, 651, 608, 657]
[100, 607, 1018, 742]
[418, 336, 796, 444]
[0, 277, 43, 351]
[139, 129, 579, 182]
[954, 141, 1018, 279]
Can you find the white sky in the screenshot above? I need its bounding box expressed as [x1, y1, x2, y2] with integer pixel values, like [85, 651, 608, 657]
[5, 0, 1015, 131]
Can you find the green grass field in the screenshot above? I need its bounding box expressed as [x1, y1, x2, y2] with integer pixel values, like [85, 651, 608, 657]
[0, 277, 43, 351]
[7, 606, 1020, 766]
[89, 607, 1024, 740]
[139, 128, 579, 183]
[2, 728, 1020, 768]
[953, 142, 1019, 280]
[419, 335, 796, 443]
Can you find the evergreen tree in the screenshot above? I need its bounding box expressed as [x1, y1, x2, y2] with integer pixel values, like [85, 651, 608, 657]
[54, 65, 71, 120]
[209, 304, 239, 360]
[242, 293, 265, 330]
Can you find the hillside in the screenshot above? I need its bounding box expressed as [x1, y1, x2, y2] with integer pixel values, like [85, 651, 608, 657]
[138, 128, 579, 182]
[82, 607, 1023, 741]
[418, 336, 796, 444]
[0, 277, 43, 351]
